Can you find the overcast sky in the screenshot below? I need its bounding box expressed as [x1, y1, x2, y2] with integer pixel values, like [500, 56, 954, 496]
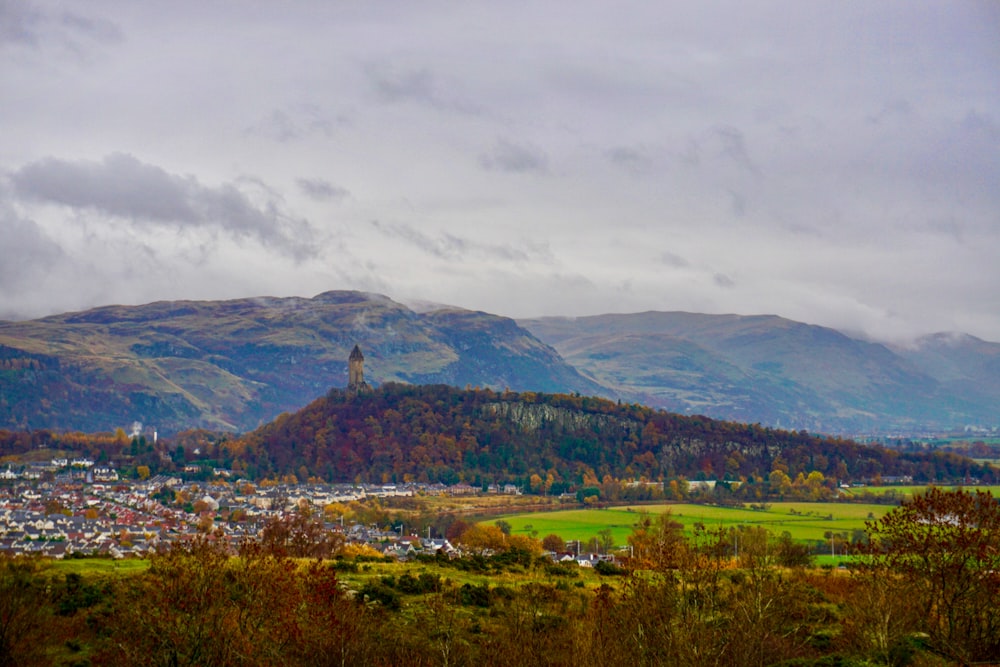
[2, 1, 999, 343]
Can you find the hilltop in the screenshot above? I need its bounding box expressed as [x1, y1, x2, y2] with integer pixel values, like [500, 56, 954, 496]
[1, 291, 998, 436]
[228, 383, 990, 487]
[0, 291, 602, 434]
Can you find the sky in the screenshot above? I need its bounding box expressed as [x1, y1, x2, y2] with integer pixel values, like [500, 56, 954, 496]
[2, 1, 999, 343]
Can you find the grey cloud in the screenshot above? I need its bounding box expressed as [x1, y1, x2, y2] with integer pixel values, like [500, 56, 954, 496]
[479, 139, 548, 174]
[728, 190, 747, 217]
[12, 153, 196, 221]
[364, 61, 480, 115]
[367, 62, 436, 104]
[370, 220, 452, 258]
[59, 10, 122, 44]
[658, 252, 690, 268]
[605, 146, 655, 175]
[712, 126, 757, 174]
[0, 207, 63, 291]
[11, 153, 316, 259]
[713, 273, 736, 289]
[297, 178, 349, 202]
[0, 0, 41, 46]
[370, 220, 533, 263]
[246, 107, 338, 143]
[0, 1, 121, 50]
[867, 99, 914, 125]
[961, 109, 1000, 140]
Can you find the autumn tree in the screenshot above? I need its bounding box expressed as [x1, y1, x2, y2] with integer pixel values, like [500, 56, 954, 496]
[0, 556, 51, 667]
[457, 524, 507, 554]
[541, 533, 566, 552]
[259, 506, 344, 559]
[627, 510, 688, 570]
[101, 537, 240, 666]
[860, 487, 1000, 663]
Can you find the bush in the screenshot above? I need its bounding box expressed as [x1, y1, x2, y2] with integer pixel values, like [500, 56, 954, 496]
[594, 560, 625, 576]
[544, 562, 579, 577]
[458, 583, 491, 607]
[359, 581, 401, 610]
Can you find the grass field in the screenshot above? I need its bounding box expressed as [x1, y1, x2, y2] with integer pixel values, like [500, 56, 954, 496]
[839, 484, 1000, 498]
[492, 501, 897, 549]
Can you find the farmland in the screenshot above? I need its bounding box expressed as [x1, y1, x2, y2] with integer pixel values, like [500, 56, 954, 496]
[493, 485, 1000, 549]
[495, 501, 892, 548]
[839, 483, 1000, 498]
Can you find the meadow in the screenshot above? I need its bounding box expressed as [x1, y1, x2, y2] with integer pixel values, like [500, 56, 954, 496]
[494, 501, 894, 550]
[839, 483, 1000, 498]
[493, 485, 1000, 551]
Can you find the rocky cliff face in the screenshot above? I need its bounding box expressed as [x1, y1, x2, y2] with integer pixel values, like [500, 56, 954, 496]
[482, 401, 640, 435]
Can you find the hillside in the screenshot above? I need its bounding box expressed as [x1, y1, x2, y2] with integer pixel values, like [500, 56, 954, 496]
[230, 383, 990, 486]
[0, 291, 604, 434]
[520, 312, 1000, 433]
[2, 293, 998, 437]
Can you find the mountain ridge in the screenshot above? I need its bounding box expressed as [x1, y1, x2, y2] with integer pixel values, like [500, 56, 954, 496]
[0, 291, 997, 435]
[0, 291, 604, 434]
[519, 312, 1000, 433]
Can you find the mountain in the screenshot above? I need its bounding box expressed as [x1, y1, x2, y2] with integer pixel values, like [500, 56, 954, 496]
[520, 312, 1000, 433]
[0, 291, 604, 435]
[2, 293, 997, 437]
[892, 333, 1000, 401]
[231, 383, 992, 485]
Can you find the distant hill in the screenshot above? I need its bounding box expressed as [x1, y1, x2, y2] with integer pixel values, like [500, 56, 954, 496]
[0, 292, 604, 434]
[230, 383, 991, 486]
[2, 293, 997, 436]
[520, 312, 1000, 433]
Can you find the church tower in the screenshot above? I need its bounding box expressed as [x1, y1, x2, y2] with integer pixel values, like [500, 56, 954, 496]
[347, 345, 371, 395]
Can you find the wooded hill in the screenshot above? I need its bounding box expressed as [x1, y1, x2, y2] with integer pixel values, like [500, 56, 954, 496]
[228, 384, 991, 489]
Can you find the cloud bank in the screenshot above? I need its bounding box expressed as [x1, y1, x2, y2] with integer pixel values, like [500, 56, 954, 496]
[0, 0, 997, 343]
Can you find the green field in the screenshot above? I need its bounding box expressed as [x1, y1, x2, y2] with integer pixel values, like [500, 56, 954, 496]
[492, 501, 897, 549]
[839, 484, 1000, 498]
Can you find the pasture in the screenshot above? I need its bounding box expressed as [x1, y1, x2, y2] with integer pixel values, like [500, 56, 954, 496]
[493, 501, 896, 549]
[838, 484, 1000, 498]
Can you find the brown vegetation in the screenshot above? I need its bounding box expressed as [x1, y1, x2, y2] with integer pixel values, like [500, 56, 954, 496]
[1, 488, 994, 666]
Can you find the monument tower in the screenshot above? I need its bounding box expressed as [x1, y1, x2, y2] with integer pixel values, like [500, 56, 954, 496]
[347, 345, 371, 395]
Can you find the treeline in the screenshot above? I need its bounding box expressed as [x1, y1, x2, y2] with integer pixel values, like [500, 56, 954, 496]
[3, 488, 997, 666]
[228, 383, 992, 488]
[2, 383, 992, 491]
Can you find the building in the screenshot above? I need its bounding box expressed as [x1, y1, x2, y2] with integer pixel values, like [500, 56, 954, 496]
[347, 345, 372, 396]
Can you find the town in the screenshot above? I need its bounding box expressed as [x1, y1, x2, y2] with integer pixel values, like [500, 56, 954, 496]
[0, 461, 540, 561]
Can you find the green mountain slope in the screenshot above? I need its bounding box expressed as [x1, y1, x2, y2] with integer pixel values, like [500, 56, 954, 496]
[0, 292, 605, 434]
[521, 312, 999, 433]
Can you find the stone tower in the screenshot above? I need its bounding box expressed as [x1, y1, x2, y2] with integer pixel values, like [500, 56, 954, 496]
[347, 345, 371, 395]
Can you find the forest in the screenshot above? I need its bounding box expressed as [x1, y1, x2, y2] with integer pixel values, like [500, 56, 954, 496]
[226, 384, 992, 489]
[0, 384, 992, 495]
[2, 488, 997, 666]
